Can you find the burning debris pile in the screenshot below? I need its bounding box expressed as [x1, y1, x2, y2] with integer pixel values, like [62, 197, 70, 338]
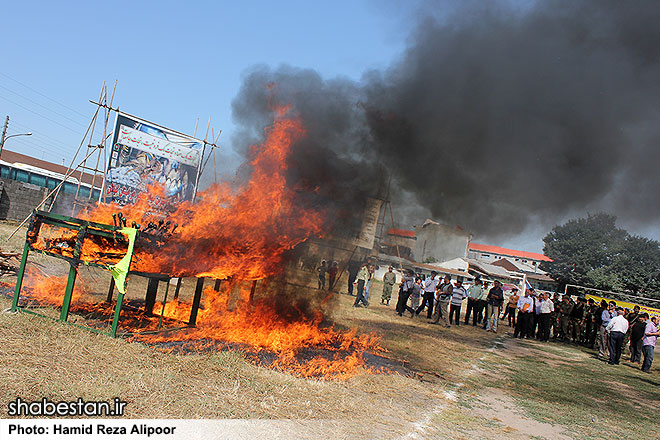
[14, 106, 387, 379]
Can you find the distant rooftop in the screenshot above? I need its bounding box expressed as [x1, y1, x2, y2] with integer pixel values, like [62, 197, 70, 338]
[387, 228, 415, 238]
[469, 243, 553, 262]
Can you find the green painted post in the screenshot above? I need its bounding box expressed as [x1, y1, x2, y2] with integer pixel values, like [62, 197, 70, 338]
[59, 264, 77, 322]
[110, 291, 124, 338]
[60, 225, 85, 322]
[11, 241, 31, 312]
[110, 228, 136, 338]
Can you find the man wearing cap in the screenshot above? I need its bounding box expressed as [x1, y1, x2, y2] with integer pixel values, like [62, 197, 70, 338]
[606, 307, 629, 365]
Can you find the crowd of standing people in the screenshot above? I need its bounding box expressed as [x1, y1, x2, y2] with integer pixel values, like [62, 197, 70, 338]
[315, 258, 659, 373]
[387, 268, 659, 373]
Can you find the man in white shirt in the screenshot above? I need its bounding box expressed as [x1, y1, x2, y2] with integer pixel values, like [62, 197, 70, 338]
[429, 275, 453, 327]
[606, 307, 629, 365]
[416, 271, 439, 319]
[538, 293, 555, 342]
[449, 279, 468, 326]
[514, 290, 534, 339]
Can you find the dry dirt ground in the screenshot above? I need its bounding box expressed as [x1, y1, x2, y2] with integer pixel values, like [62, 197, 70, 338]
[0, 221, 658, 439]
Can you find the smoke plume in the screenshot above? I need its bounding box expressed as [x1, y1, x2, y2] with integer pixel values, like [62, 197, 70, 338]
[230, 0, 660, 239]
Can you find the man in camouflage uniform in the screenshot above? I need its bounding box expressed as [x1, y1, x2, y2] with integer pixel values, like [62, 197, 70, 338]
[569, 297, 586, 344]
[559, 295, 574, 342]
[381, 266, 397, 305]
[584, 298, 598, 348]
[551, 293, 562, 340]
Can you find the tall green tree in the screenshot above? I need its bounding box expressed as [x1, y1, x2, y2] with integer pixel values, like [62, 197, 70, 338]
[541, 213, 626, 286]
[589, 235, 660, 295]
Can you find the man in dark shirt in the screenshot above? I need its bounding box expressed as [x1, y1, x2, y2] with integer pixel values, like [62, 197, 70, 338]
[584, 298, 597, 348]
[630, 313, 647, 364]
[559, 296, 574, 342]
[551, 293, 562, 340]
[347, 260, 361, 296]
[485, 280, 504, 333]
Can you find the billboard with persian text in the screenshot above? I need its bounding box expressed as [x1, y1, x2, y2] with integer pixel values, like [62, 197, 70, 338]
[105, 113, 203, 207]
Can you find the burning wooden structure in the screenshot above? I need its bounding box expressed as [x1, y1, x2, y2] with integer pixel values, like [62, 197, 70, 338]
[10, 209, 222, 337]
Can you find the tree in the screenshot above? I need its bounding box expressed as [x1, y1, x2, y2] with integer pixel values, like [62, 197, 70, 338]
[589, 235, 660, 296]
[541, 213, 626, 286]
[541, 214, 660, 299]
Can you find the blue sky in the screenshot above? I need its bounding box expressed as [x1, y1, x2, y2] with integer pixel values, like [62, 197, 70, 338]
[1, 1, 408, 167]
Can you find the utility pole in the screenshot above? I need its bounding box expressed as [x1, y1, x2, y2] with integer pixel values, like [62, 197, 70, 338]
[0, 116, 31, 161]
[0, 116, 8, 159]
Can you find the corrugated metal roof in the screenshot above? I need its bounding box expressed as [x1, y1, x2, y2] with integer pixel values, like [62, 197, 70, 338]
[412, 262, 474, 279]
[468, 259, 517, 278]
[469, 243, 553, 262]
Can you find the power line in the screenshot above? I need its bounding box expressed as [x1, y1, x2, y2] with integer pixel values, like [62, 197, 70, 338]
[0, 94, 82, 134]
[4, 135, 71, 157]
[7, 121, 77, 151]
[11, 112, 112, 147]
[2, 139, 65, 164]
[0, 72, 90, 119]
[0, 84, 88, 128]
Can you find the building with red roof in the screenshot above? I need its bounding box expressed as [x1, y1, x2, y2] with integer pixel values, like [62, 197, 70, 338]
[468, 243, 552, 272]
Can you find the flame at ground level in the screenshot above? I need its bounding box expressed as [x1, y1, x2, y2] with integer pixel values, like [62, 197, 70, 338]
[137, 284, 386, 379]
[8, 275, 386, 379]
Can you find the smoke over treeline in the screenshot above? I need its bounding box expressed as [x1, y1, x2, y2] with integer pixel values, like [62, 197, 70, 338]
[230, 0, 660, 239]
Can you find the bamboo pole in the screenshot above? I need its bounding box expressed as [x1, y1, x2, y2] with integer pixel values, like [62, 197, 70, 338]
[72, 83, 104, 213]
[212, 128, 217, 184]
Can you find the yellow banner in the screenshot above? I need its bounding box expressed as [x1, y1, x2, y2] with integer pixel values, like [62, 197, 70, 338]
[585, 294, 660, 319]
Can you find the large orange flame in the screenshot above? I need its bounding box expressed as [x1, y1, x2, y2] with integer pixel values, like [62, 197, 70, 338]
[83, 106, 323, 280]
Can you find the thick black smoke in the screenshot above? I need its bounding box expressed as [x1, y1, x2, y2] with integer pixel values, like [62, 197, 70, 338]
[231, 66, 388, 237]
[231, 1, 660, 239]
